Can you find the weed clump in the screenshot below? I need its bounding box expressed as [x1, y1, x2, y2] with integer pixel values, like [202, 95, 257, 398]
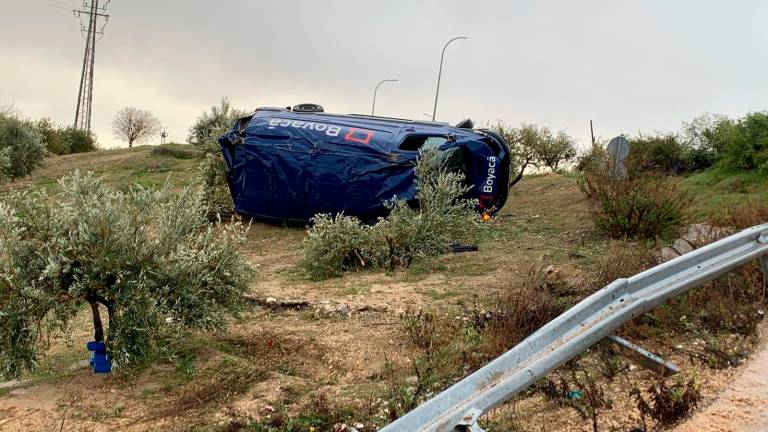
[300, 150, 486, 279]
[593, 243, 657, 288]
[478, 265, 572, 358]
[632, 379, 701, 427]
[578, 151, 690, 240]
[380, 308, 484, 421]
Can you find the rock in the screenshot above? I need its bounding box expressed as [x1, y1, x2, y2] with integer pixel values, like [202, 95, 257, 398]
[682, 223, 727, 245]
[660, 247, 680, 262]
[66, 359, 90, 372]
[356, 304, 388, 313]
[543, 265, 565, 286]
[672, 238, 694, 255]
[332, 424, 361, 432]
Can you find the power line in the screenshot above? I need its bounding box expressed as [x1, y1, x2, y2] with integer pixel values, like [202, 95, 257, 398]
[17, 0, 75, 11]
[44, 0, 79, 8]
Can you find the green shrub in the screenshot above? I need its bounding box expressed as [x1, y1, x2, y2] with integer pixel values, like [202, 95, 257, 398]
[628, 133, 686, 174]
[0, 115, 46, 180]
[300, 150, 485, 280]
[188, 97, 248, 150]
[35, 118, 97, 155]
[579, 168, 690, 240]
[59, 126, 97, 153]
[0, 171, 251, 378]
[300, 213, 376, 280]
[35, 117, 67, 155]
[711, 112, 768, 171]
[150, 146, 200, 159]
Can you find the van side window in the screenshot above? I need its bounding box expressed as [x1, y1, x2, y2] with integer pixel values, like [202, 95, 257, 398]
[399, 135, 449, 151]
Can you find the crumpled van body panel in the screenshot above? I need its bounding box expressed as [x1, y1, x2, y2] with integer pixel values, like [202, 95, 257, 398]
[219, 109, 510, 223]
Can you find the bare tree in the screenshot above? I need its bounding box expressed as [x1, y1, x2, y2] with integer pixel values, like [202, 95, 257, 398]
[111, 107, 162, 148]
[0, 103, 19, 118]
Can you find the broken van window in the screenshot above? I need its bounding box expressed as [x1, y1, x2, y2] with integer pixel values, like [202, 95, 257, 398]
[399, 135, 449, 151]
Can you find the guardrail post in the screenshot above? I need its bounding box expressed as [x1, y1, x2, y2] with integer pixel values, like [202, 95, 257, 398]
[602, 335, 679, 376]
[456, 408, 485, 432]
[760, 233, 768, 286]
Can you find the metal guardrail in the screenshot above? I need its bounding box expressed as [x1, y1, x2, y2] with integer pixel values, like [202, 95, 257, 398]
[381, 223, 768, 432]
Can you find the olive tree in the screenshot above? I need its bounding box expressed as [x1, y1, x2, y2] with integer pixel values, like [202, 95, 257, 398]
[533, 130, 577, 171]
[112, 107, 162, 148]
[189, 98, 248, 218]
[492, 122, 577, 185]
[492, 122, 544, 187]
[0, 172, 251, 378]
[188, 97, 248, 151]
[301, 150, 485, 279]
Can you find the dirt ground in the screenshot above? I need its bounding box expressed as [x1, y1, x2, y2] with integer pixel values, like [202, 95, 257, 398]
[674, 325, 768, 432]
[0, 149, 766, 431]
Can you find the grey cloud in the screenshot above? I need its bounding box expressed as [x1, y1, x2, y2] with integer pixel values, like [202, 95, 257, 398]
[1, 0, 766, 149]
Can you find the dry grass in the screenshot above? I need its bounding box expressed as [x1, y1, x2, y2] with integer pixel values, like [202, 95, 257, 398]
[720, 200, 768, 229]
[579, 170, 691, 240]
[482, 265, 570, 357]
[592, 242, 658, 288]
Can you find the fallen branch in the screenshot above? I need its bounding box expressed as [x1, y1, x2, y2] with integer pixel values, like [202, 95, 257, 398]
[242, 295, 311, 310]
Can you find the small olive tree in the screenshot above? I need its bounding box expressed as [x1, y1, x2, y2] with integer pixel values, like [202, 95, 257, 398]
[301, 150, 485, 279]
[0, 172, 251, 378]
[534, 130, 577, 171]
[188, 97, 248, 150]
[189, 98, 249, 218]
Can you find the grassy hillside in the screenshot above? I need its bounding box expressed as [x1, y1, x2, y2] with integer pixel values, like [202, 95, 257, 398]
[0, 143, 201, 193]
[680, 167, 768, 218]
[0, 148, 765, 432]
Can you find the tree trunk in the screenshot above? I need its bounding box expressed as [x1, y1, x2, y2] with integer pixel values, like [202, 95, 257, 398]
[89, 300, 104, 342]
[509, 160, 530, 188]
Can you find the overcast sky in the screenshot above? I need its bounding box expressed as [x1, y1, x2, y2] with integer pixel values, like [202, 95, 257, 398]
[1, 0, 767, 149]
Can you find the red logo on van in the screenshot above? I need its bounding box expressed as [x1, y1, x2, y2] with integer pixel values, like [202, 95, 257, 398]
[344, 128, 374, 145]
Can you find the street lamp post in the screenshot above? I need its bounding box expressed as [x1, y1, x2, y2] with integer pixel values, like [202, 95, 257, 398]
[371, 79, 398, 116]
[431, 36, 467, 121]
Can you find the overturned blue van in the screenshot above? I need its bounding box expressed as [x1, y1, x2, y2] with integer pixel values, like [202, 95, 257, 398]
[219, 105, 510, 223]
